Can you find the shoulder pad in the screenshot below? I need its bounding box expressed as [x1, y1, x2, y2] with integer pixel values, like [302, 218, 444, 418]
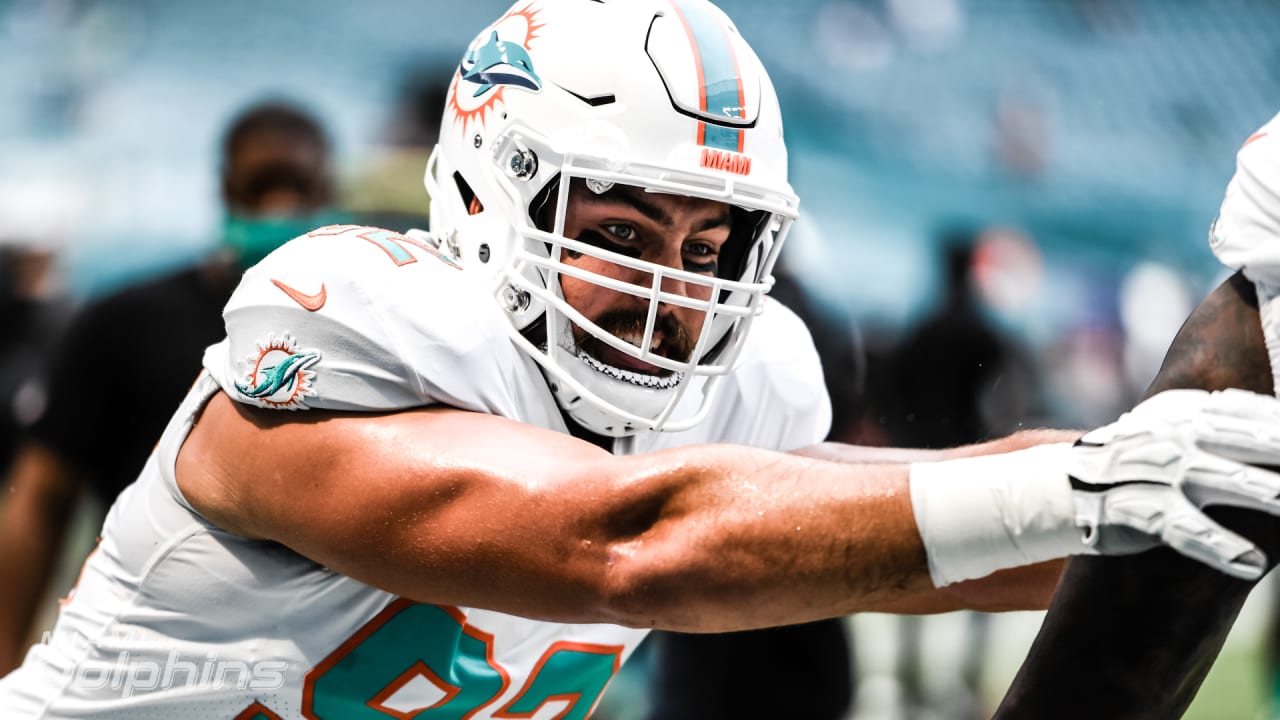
[203, 224, 516, 413]
[1212, 113, 1280, 284]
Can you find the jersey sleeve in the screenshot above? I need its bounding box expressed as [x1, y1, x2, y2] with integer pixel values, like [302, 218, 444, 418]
[1211, 111, 1280, 284]
[203, 224, 520, 414]
[1208, 116, 1280, 394]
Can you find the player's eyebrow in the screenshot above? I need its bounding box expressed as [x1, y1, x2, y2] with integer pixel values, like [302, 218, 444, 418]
[691, 212, 732, 234]
[581, 184, 731, 233]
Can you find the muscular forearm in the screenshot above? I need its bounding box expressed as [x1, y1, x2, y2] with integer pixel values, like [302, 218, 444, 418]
[186, 394, 940, 632]
[184, 393, 1072, 635]
[318, 442, 935, 633]
[560, 434, 1074, 629]
[792, 429, 1078, 615]
[598, 446, 931, 631]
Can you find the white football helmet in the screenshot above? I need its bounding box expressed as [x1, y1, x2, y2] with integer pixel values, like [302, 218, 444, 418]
[425, 0, 798, 436]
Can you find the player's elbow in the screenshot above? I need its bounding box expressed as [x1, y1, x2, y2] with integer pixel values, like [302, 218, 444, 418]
[588, 511, 751, 632]
[572, 505, 681, 626]
[593, 541, 701, 629]
[568, 451, 731, 630]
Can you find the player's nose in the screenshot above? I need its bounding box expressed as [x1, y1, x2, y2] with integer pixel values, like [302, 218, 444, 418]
[639, 243, 706, 301]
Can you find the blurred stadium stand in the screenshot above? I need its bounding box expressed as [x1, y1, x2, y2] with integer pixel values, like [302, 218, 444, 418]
[2, 0, 1273, 304]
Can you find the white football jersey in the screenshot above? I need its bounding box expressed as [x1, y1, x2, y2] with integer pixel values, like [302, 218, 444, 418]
[1210, 113, 1280, 392]
[0, 225, 830, 719]
[1212, 111, 1280, 285]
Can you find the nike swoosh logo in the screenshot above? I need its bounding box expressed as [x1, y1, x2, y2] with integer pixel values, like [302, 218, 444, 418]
[1244, 131, 1269, 148]
[272, 279, 327, 311]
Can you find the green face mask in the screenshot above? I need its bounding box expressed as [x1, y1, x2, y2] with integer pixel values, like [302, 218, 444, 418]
[221, 211, 349, 269]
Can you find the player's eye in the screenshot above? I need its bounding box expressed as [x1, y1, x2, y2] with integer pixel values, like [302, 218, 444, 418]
[683, 241, 719, 274]
[603, 224, 638, 242]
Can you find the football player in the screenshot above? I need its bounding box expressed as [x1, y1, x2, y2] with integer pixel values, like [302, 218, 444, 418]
[5, 2, 1280, 717]
[996, 112, 1280, 719]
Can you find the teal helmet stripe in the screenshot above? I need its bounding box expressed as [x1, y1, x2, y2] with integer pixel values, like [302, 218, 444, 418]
[668, 0, 745, 153]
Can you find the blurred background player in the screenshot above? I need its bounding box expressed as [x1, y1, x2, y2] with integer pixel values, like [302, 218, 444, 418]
[0, 100, 337, 674]
[0, 234, 68, 478]
[885, 229, 1041, 453]
[882, 228, 1042, 719]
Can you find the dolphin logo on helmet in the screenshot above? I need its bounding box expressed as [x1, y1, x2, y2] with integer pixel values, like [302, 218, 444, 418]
[460, 30, 543, 97]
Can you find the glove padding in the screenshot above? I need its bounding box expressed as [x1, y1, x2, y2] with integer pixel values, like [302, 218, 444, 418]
[1071, 388, 1280, 579]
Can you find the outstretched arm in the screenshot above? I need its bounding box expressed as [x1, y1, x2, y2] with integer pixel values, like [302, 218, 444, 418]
[179, 391, 940, 633]
[179, 326, 1280, 636]
[996, 271, 1279, 719]
[179, 390, 1076, 635]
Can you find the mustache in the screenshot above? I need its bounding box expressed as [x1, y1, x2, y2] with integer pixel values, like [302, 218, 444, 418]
[577, 308, 696, 365]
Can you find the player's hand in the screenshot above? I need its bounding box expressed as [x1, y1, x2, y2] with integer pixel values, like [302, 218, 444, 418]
[1070, 388, 1280, 580]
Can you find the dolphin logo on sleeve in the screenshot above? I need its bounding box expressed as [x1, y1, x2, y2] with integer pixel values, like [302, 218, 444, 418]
[235, 333, 321, 410]
[236, 351, 320, 399]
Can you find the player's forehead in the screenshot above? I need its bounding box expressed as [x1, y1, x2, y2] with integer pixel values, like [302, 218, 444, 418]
[566, 181, 731, 229]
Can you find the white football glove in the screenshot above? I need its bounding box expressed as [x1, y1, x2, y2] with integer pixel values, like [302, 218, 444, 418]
[1070, 388, 1280, 579]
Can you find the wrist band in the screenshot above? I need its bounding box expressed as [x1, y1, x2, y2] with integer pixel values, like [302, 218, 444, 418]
[908, 442, 1083, 587]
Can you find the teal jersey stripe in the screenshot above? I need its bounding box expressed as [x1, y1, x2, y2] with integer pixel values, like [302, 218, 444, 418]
[670, 0, 744, 152]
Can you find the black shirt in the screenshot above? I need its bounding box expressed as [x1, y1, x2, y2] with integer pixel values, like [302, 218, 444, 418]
[28, 266, 233, 505]
[0, 296, 68, 472]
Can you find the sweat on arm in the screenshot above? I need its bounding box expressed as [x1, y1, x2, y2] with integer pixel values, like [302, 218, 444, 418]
[177, 391, 950, 634]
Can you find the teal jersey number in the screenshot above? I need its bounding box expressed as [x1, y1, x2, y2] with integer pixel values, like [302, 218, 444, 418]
[495, 641, 622, 720]
[306, 224, 461, 270]
[303, 599, 624, 719]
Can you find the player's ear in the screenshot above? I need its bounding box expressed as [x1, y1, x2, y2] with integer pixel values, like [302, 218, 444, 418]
[468, 196, 484, 215]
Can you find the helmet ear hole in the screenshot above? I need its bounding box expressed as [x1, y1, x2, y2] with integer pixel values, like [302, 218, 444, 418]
[453, 172, 482, 215]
